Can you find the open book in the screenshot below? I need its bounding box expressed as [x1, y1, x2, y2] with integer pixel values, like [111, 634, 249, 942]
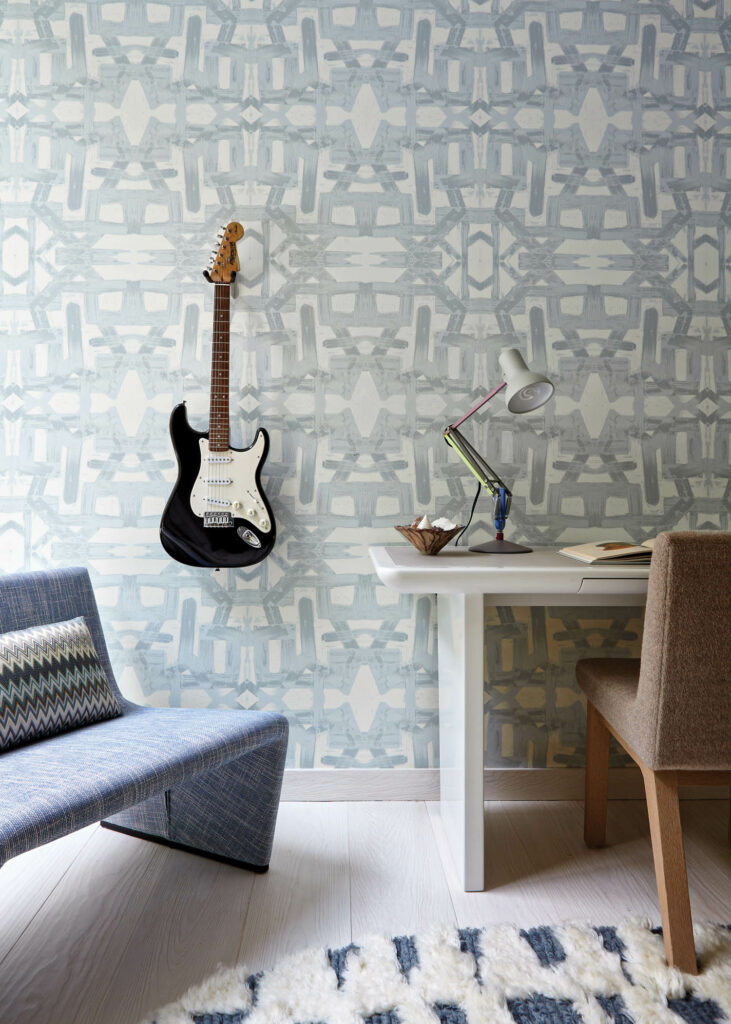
[559, 538, 655, 564]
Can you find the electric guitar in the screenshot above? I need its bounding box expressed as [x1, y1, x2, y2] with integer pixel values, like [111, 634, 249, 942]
[160, 222, 276, 569]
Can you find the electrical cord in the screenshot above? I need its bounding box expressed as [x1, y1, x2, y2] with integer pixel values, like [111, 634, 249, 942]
[455, 481, 481, 546]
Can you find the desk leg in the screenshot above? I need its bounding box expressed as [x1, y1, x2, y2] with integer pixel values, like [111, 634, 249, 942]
[437, 592, 485, 891]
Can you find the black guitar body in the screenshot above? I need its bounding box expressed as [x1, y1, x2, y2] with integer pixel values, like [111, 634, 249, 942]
[160, 404, 276, 569]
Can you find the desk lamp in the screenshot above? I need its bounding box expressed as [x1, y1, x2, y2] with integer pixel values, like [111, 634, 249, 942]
[444, 349, 554, 554]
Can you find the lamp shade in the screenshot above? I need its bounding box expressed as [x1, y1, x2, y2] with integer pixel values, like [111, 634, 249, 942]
[498, 348, 554, 414]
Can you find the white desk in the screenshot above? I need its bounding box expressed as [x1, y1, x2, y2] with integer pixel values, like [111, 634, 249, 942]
[369, 545, 650, 891]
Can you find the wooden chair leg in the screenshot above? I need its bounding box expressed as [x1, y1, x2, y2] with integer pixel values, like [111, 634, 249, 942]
[643, 768, 697, 974]
[584, 701, 610, 848]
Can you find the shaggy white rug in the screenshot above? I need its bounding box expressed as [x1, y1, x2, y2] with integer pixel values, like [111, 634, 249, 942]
[143, 919, 731, 1024]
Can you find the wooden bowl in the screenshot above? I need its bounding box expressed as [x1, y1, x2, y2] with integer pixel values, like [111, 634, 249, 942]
[395, 525, 461, 555]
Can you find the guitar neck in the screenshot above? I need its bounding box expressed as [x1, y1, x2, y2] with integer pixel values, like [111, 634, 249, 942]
[209, 283, 230, 452]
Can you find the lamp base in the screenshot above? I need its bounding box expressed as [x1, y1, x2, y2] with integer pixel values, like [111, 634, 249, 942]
[469, 539, 532, 554]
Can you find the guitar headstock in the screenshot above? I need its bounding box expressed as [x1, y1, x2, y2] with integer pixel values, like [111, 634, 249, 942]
[205, 222, 244, 285]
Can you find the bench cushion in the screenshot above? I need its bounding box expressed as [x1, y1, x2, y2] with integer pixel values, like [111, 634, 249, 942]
[0, 703, 287, 863]
[0, 617, 121, 753]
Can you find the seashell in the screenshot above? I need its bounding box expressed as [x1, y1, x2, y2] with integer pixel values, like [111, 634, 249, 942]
[395, 524, 462, 556]
[416, 515, 433, 530]
[432, 517, 457, 531]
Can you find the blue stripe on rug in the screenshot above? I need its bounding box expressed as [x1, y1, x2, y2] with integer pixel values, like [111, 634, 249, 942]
[192, 1014, 246, 1024]
[508, 994, 583, 1023]
[594, 926, 625, 959]
[392, 934, 419, 978]
[433, 1003, 467, 1024]
[458, 926, 483, 979]
[594, 925, 634, 983]
[666, 996, 726, 1023]
[597, 993, 634, 1024]
[520, 926, 566, 967]
[327, 943, 359, 990]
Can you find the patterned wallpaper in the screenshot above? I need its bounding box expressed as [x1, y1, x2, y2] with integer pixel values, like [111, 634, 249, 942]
[1, 1, 728, 770]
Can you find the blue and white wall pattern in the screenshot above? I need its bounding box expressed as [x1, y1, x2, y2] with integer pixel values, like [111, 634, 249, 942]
[1, 1, 728, 769]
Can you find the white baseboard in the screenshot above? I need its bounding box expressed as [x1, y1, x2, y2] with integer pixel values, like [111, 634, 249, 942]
[282, 768, 440, 801]
[281, 767, 728, 802]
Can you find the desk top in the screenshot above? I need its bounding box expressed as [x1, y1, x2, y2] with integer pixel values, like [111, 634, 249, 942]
[369, 545, 651, 600]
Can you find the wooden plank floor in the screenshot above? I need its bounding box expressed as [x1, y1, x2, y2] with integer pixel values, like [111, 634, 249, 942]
[0, 800, 729, 1024]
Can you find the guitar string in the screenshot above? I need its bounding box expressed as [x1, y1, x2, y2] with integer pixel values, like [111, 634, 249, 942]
[211, 280, 224, 516]
[209, 252, 242, 528]
[240, 274, 252, 533]
[224, 281, 230, 515]
[214, 280, 230, 517]
[214, 281, 226, 515]
[217, 282, 222, 514]
[214, 281, 219, 514]
[219, 282, 228, 515]
[209, 281, 218, 516]
[208, 234, 266, 546]
[240, 269, 260, 534]
[207, 281, 214, 517]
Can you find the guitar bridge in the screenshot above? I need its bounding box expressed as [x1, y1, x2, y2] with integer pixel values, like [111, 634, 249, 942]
[204, 511, 233, 528]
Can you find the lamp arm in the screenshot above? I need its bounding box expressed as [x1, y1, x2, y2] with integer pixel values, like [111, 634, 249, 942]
[449, 380, 507, 431]
[444, 427, 510, 497]
[444, 426, 513, 536]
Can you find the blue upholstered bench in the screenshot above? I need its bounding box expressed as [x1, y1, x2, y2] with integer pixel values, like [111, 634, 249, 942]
[0, 568, 289, 872]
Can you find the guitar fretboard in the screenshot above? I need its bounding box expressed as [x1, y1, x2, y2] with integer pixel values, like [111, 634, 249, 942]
[209, 283, 230, 452]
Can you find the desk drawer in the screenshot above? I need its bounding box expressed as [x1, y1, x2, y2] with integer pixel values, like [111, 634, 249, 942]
[578, 577, 648, 596]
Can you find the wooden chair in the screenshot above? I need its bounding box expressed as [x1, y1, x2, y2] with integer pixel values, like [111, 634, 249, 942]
[576, 531, 731, 975]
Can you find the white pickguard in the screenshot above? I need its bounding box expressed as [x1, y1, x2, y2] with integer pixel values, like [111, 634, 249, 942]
[190, 432, 272, 533]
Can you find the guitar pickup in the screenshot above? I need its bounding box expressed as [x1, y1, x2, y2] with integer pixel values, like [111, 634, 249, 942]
[204, 512, 233, 528]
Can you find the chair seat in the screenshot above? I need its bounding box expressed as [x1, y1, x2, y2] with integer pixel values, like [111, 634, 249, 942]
[0, 704, 286, 863]
[576, 657, 645, 758]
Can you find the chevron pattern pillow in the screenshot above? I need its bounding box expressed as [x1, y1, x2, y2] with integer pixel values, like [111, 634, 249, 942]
[0, 617, 121, 752]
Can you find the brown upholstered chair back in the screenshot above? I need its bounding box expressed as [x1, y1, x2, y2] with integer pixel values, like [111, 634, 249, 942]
[634, 531, 731, 770]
